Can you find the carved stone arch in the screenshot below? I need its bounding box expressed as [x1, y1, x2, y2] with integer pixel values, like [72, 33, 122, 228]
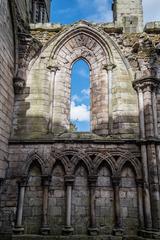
[23, 151, 46, 176]
[26, 21, 138, 137]
[117, 152, 142, 179]
[94, 152, 117, 176]
[71, 151, 92, 175]
[49, 150, 72, 175]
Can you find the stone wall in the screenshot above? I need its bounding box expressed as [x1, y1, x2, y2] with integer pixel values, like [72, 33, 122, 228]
[0, 141, 141, 236]
[0, 0, 14, 178]
[12, 22, 139, 138]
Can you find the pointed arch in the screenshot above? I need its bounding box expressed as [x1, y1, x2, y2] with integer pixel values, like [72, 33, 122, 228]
[94, 152, 117, 176]
[71, 151, 92, 175]
[117, 152, 142, 179]
[49, 150, 73, 175]
[23, 151, 45, 176]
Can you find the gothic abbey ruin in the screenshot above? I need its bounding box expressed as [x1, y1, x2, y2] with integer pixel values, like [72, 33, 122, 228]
[0, 0, 160, 239]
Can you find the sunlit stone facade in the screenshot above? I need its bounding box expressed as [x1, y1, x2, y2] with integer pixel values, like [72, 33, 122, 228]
[0, 0, 160, 239]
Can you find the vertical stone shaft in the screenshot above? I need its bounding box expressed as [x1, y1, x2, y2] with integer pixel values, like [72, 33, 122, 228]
[112, 177, 122, 230]
[62, 176, 74, 234]
[66, 185, 72, 227]
[88, 176, 98, 235]
[143, 88, 154, 138]
[138, 89, 145, 138]
[41, 176, 51, 235]
[47, 66, 59, 132]
[152, 90, 158, 138]
[16, 185, 25, 227]
[141, 144, 152, 229]
[104, 63, 116, 134]
[147, 144, 160, 230]
[13, 177, 27, 234]
[136, 180, 144, 228]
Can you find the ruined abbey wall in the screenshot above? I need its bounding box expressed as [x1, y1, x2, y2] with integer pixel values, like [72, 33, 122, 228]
[0, 1, 160, 240]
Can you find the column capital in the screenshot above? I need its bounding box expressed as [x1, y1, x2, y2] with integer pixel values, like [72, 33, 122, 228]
[133, 77, 160, 92]
[136, 179, 143, 187]
[88, 175, 98, 187]
[42, 175, 51, 186]
[112, 176, 121, 187]
[17, 176, 28, 187]
[47, 65, 60, 73]
[103, 63, 116, 71]
[64, 175, 75, 186]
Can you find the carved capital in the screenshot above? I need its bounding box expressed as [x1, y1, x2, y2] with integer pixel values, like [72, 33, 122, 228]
[103, 63, 116, 71]
[133, 77, 160, 92]
[17, 176, 28, 187]
[42, 175, 51, 187]
[88, 175, 98, 187]
[47, 65, 60, 73]
[64, 175, 75, 186]
[136, 179, 143, 187]
[112, 177, 121, 187]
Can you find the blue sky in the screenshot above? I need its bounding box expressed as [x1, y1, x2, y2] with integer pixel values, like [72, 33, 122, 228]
[50, 0, 160, 131]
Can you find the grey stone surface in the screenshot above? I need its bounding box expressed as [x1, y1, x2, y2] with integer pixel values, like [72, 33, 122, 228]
[0, 0, 160, 239]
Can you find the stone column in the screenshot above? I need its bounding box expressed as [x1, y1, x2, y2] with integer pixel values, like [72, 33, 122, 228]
[13, 177, 28, 234]
[152, 89, 158, 138]
[141, 144, 152, 229]
[47, 66, 59, 133]
[112, 177, 123, 236]
[137, 88, 145, 138]
[147, 144, 160, 231]
[62, 175, 74, 235]
[136, 179, 144, 228]
[104, 63, 116, 135]
[33, 0, 37, 23]
[133, 77, 160, 234]
[41, 176, 51, 235]
[88, 176, 99, 236]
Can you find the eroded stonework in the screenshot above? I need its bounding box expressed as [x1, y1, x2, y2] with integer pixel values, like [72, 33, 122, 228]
[0, 0, 160, 240]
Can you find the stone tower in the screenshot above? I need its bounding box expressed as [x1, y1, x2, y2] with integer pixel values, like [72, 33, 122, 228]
[112, 0, 143, 32]
[30, 0, 51, 23]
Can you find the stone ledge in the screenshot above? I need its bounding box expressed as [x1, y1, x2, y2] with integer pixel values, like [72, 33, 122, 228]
[10, 235, 153, 240]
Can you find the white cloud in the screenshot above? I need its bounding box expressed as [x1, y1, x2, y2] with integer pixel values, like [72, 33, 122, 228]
[71, 88, 90, 103]
[78, 68, 88, 78]
[81, 88, 90, 97]
[70, 101, 90, 122]
[72, 94, 81, 102]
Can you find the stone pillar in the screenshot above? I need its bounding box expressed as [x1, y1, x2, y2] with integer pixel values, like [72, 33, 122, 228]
[152, 89, 158, 138]
[62, 175, 74, 235]
[141, 144, 152, 229]
[13, 177, 28, 234]
[133, 77, 160, 234]
[104, 63, 116, 135]
[147, 144, 160, 231]
[47, 66, 59, 133]
[136, 179, 144, 228]
[137, 88, 145, 138]
[41, 176, 51, 235]
[88, 176, 99, 236]
[112, 177, 123, 236]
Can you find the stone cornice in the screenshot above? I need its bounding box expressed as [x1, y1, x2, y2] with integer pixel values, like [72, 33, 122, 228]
[133, 77, 160, 92]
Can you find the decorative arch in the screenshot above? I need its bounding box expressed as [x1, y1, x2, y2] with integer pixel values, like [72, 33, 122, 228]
[117, 152, 142, 179]
[27, 21, 138, 137]
[49, 150, 73, 175]
[22, 151, 45, 176]
[71, 151, 92, 175]
[94, 152, 117, 176]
